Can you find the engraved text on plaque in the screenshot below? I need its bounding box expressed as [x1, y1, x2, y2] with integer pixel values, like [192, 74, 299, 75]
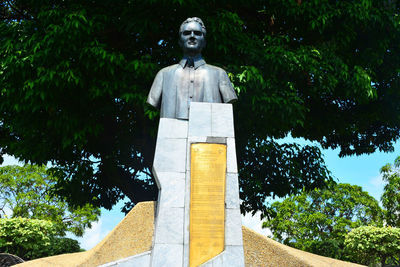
[190, 143, 226, 267]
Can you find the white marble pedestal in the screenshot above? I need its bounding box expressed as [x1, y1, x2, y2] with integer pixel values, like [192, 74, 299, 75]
[100, 102, 245, 267]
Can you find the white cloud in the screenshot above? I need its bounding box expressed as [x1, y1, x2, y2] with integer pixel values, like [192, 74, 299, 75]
[362, 174, 386, 203]
[241, 212, 272, 237]
[78, 220, 110, 250]
[370, 174, 384, 187]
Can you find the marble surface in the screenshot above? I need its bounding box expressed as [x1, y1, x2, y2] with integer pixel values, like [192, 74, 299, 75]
[157, 118, 188, 139]
[155, 171, 185, 208]
[225, 208, 244, 246]
[153, 207, 184, 244]
[188, 103, 212, 137]
[139, 102, 244, 266]
[225, 173, 240, 209]
[151, 244, 183, 267]
[227, 137, 238, 173]
[99, 251, 151, 267]
[153, 138, 187, 173]
[211, 103, 235, 137]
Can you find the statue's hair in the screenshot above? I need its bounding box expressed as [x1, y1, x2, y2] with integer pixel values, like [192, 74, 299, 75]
[179, 17, 206, 36]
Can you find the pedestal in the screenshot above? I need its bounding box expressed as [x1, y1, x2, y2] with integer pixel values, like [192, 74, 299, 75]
[100, 102, 245, 267]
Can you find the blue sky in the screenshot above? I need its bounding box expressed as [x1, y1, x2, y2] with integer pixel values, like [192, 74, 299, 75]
[2, 139, 400, 250]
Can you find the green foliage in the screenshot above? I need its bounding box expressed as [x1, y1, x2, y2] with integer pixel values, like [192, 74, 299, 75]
[345, 226, 400, 266]
[240, 141, 331, 216]
[0, 218, 81, 260]
[263, 183, 383, 261]
[0, 165, 100, 236]
[381, 156, 400, 227]
[49, 237, 81, 255]
[1, 1, 400, 216]
[0, 218, 57, 260]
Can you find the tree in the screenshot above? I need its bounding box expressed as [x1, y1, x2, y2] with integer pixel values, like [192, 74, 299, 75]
[0, 217, 81, 260]
[1, 1, 400, 216]
[381, 156, 400, 227]
[0, 165, 100, 236]
[263, 183, 383, 261]
[345, 226, 400, 266]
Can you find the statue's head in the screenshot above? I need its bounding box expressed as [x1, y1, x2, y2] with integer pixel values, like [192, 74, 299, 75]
[179, 17, 206, 57]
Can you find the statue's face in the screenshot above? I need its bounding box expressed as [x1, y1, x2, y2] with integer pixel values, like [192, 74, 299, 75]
[179, 21, 205, 55]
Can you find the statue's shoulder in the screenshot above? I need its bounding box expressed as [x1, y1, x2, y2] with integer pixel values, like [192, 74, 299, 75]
[204, 63, 226, 73]
[158, 64, 180, 73]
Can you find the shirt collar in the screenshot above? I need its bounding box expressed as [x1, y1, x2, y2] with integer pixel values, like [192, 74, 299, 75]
[179, 55, 206, 69]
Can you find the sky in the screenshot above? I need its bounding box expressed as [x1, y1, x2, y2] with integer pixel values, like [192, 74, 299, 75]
[2, 139, 400, 250]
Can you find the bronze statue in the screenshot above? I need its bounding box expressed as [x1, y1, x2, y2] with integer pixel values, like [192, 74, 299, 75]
[147, 17, 237, 120]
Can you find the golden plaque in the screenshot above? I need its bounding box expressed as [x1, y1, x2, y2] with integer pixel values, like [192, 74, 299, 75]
[190, 143, 226, 267]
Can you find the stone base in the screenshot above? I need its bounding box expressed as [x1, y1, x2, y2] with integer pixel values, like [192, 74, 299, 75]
[149, 103, 244, 267]
[99, 251, 151, 267]
[15, 201, 364, 267]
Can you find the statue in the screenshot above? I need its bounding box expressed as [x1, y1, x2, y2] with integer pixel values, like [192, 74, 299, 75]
[93, 18, 245, 267]
[147, 17, 238, 120]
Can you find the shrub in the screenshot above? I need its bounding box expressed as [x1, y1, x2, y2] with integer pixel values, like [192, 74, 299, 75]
[49, 237, 81, 255]
[0, 218, 81, 260]
[0, 217, 57, 260]
[344, 226, 400, 266]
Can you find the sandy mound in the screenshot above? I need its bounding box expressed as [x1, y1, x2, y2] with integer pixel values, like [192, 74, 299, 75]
[16, 201, 364, 267]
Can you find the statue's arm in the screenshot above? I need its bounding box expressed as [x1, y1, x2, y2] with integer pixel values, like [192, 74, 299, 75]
[146, 70, 163, 108]
[219, 69, 238, 103]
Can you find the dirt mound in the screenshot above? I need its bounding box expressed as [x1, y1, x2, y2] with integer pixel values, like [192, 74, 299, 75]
[15, 201, 363, 267]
